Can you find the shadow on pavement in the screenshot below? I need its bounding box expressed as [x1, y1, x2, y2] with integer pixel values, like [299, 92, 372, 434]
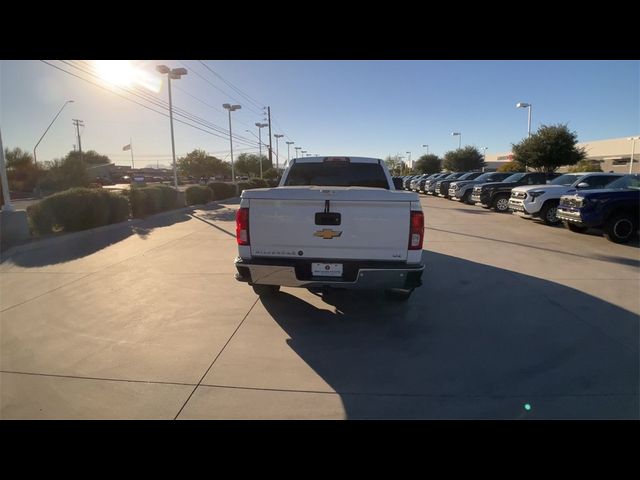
[1, 210, 194, 268]
[259, 250, 639, 419]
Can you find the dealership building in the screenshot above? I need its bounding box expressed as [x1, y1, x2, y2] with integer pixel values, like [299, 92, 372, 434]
[484, 136, 640, 173]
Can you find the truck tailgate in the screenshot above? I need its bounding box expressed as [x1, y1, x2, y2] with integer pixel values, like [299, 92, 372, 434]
[249, 198, 410, 261]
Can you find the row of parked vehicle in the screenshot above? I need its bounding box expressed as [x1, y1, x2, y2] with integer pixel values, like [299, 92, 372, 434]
[394, 171, 640, 244]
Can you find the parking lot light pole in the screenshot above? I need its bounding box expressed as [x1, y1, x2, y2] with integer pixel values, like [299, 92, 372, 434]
[422, 144, 429, 155]
[274, 134, 284, 175]
[629, 136, 640, 174]
[223, 103, 242, 182]
[294, 147, 301, 159]
[451, 132, 461, 149]
[156, 65, 187, 189]
[516, 102, 532, 137]
[286, 141, 294, 168]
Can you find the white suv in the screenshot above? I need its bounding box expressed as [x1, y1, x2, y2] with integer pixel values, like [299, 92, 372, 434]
[508, 172, 623, 225]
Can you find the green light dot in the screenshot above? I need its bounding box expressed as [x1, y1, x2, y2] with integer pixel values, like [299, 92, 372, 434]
[524, 403, 532, 411]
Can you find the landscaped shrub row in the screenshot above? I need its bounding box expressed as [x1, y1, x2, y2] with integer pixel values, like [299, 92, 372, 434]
[207, 182, 237, 200]
[185, 185, 213, 206]
[128, 185, 177, 218]
[27, 187, 130, 236]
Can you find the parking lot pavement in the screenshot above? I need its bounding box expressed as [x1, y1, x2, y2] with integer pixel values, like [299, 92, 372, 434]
[1, 196, 638, 419]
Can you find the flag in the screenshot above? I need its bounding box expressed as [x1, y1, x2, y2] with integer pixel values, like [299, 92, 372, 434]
[122, 144, 131, 151]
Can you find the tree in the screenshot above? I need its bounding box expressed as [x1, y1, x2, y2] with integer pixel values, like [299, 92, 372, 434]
[5, 147, 41, 192]
[66, 149, 111, 165]
[263, 168, 278, 179]
[234, 153, 271, 177]
[442, 146, 485, 172]
[383, 155, 407, 176]
[413, 154, 441, 174]
[39, 156, 88, 192]
[497, 161, 526, 173]
[512, 124, 586, 173]
[567, 159, 603, 173]
[177, 149, 231, 178]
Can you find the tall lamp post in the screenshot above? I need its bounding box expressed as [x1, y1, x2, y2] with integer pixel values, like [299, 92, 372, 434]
[301, 150, 307, 157]
[34, 100, 74, 168]
[451, 132, 461, 149]
[295, 147, 301, 159]
[516, 102, 532, 137]
[223, 103, 242, 182]
[629, 136, 640, 174]
[255, 122, 268, 178]
[285, 141, 294, 168]
[156, 65, 187, 189]
[481, 147, 488, 172]
[274, 134, 284, 174]
[422, 144, 429, 155]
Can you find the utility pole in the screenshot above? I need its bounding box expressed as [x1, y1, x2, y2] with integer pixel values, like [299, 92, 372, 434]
[130, 138, 135, 170]
[267, 106, 273, 169]
[73, 119, 84, 162]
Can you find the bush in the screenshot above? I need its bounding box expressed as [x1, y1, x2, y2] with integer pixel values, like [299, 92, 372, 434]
[27, 187, 130, 236]
[128, 184, 177, 218]
[567, 160, 603, 173]
[207, 182, 237, 200]
[236, 181, 252, 195]
[185, 185, 212, 205]
[248, 178, 268, 189]
[497, 161, 526, 173]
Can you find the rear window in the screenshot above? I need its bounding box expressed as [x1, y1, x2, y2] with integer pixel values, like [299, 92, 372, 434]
[283, 162, 389, 189]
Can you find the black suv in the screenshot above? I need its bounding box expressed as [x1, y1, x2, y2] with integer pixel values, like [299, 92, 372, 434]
[470, 171, 559, 212]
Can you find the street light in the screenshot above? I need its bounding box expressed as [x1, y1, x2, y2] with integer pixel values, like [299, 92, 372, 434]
[274, 134, 284, 175]
[516, 102, 532, 137]
[422, 144, 429, 155]
[629, 136, 640, 174]
[222, 103, 242, 182]
[255, 122, 268, 178]
[481, 147, 488, 172]
[156, 65, 187, 189]
[33, 100, 74, 168]
[286, 141, 294, 168]
[451, 132, 461, 149]
[301, 150, 307, 157]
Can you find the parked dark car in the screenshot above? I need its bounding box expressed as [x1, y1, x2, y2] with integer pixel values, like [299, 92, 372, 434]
[449, 172, 513, 204]
[392, 177, 405, 189]
[436, 172, 479, 198]
[556, 174, 640, 243]
[470, 171, 560, 212]
[403, 175, 421, 190]
[417, 173, 442, 193]
[423, 173, 449, 194]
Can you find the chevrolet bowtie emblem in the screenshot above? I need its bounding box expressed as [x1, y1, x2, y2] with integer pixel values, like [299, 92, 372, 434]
[314, 229, 343, 240]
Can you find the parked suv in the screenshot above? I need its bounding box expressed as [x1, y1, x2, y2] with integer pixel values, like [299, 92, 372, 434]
[471, 171, 559, 212]
[556, 174, 640, 243]
[437, 171, 482, 198]
[508, 172, 623, 225]
[449, 172, 512, 204]
[434, 172, 468, 198]
[423, 173, 448, 194]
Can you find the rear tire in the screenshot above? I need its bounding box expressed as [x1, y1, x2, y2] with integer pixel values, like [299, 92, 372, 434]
[603, 213, 638, 244]
[540, 201, 560, 226]
[462, 190, 472, 204]
[564, 221, 588, 233]
[252, 284, 281, 296]
[385, 288, 413, 301]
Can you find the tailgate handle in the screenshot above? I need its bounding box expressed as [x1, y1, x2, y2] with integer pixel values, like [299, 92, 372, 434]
[315, 212, 341, 225]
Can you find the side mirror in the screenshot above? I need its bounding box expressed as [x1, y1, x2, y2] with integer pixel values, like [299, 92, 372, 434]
[576, 182, 589, 189]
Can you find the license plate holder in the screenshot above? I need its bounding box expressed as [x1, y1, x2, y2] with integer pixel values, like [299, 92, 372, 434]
[312, 263, 343, 277]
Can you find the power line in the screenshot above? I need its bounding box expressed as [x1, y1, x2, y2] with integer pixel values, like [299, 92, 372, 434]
[197, 60, 265, 111]
[66, 60, 257, 147]
[55, 60, 256, 148]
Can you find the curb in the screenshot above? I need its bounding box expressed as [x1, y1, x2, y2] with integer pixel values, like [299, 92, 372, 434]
[0, 198, 239, 261]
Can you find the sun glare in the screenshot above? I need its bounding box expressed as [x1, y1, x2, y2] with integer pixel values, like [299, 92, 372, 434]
[93, 60, 161, 92]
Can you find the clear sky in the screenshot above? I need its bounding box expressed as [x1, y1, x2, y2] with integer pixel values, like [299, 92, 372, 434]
[1, 60, 638, 168]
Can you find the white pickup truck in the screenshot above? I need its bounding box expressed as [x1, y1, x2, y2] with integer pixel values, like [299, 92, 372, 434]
[234, 157, 425, 300]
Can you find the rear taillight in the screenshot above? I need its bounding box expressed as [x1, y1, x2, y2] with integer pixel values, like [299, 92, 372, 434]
[409, 210, 424, 250]
[236, 208, 250, 245]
